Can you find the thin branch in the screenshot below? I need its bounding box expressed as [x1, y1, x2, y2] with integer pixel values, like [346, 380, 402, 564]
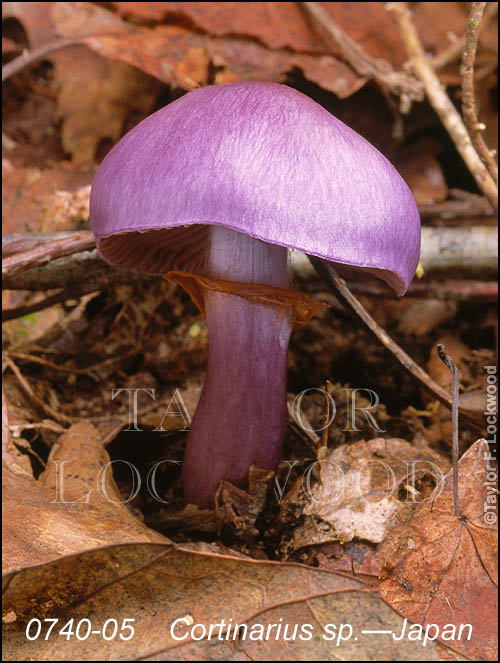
[2, 289, 93, 323]
[461, 2, 498, 183]
[300, 1, 423, 112]
[2, 231, 95, 279]
[319, 279, 498, 302]
[3, 355, 72, 426]
[4, 225, 497, 296]
[432, 2, 498, 71]
[2, 39, 82, 82]
[387, 2, 498, 210]
[437, 344, 462, 519]
[307, 256, 483, 426]
[418, 189, 495, 218]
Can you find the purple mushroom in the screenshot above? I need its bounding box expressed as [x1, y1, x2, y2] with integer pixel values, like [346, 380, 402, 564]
[90, 81, 420, 508]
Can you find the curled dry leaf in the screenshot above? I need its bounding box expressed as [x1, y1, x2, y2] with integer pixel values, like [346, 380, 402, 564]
[2, 421, 168, 575]
[3, 1, 362, 101]
[54, 49, 162, 168]
[378, 439, 498, 660]
[215, 466, 275, 539]
[396, 299, 458, 337]
[394, 140, 448, 206]
[111, 1, 498, 83]
[289, 437, 449, 550]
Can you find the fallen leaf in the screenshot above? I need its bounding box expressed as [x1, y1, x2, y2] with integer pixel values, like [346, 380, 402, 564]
[2, 421, 168, 575]
[53, 47, 161, 167]
[397, 300, 458, 337]
[215, 466, 274, 539]
[395, 139, 448, 205]
[314, 541, 383, 577]
[3, 542, 464, 660]
[291, 437, 449, 548]
[378, 439, 498, 660]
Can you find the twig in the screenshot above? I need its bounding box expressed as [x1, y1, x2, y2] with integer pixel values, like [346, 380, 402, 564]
[307, 256, 482, 425]
[431, 34, 467, 71]
[8, 352, 100, 379]
[2, 289, 91, 322]
[300, 1, 423, 112]
[2, 232, 81, 257]
[3, 355, 72, 426]
[418, 190, 495, 218]
[436, 344, 461, 519]
[294, 225, 498, 280]
[2, 39, 82, 82]
[9, 421, 65, 436]
[2, 231, 95, 279]
[4, 226, 497, 296]
[387, 2, 498, 210]
[431, 2, 498, 71]
[461, 2, 498, 184]
[318, 279, 498, 302]
[419, 225, 497, 273]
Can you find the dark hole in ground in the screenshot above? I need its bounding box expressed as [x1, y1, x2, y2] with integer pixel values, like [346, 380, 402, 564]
[106, 427, 185, 514]
[16, 428, 50, 479]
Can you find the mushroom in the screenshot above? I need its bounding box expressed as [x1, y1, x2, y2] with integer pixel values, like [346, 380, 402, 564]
[90, 81, 420, 508]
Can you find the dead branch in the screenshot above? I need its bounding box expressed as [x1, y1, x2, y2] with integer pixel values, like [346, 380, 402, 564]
[307, 256, 483, 426]
[419, 226, 497, 273]
[300, 1, 423, 111]
[2, 227, 497, 319]
[460, 2, 498, 183]
[3, 355, 73, 426]
[2, 289, 95, 323]
[293, 226, 499, 279]
[299, 275, 498, 302]
[2, 39, 82, 82]
[3, 224, 497, 292]
[387, 2, 498, 210]
[2, 247, 155, 293]
[356, 279, 498, 301]
[437, 344, 461, 518]
[2, 231, 95, 279]
[419, 189, 495, 218]
[431, 1, 498, 71]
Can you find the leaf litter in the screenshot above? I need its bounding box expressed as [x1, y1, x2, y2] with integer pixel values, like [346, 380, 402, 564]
[2, 2, 498, 660]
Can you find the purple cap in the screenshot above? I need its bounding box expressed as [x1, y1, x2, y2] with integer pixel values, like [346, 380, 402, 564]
[90, 81, 420, 295]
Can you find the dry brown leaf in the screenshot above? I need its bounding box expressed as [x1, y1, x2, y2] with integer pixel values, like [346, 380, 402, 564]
[215, 466, 274, 538]
[53, 48, 161, 167]
[3, 543, 463, 660]
[111, 1, 498, 81]
[112, 1, 381, 56]
[397, 300, 458, 337]
[395, 140, 448, 206]
[3, 2, 363, 103]
[378, 439, 498, 660]
[291, 437, 449, 549]
[5, 2, 497, 101]
[314, 541, 383, 577]
[2, 421, 168, 575]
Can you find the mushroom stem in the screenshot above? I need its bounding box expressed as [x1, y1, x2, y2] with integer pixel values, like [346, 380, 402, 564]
[182, 226, 291, 507]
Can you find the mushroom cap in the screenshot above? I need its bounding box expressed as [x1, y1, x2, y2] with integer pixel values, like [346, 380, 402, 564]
[90, 81, 420, 295]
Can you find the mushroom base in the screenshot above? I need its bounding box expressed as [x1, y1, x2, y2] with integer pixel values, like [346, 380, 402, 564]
[182, 289, 292, 507]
